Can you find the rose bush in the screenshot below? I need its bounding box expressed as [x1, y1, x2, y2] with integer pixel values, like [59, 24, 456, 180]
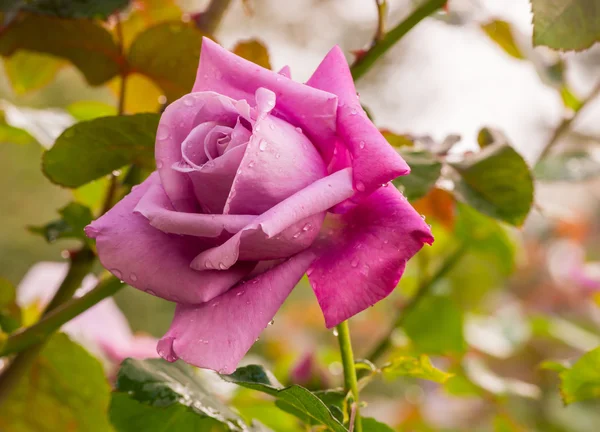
[86, 38, 433, 374]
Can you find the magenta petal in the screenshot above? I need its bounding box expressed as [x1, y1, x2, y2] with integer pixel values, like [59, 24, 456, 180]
[85, 173, 255, 304]
[308, 185, 434, 328]
[306, 46, 410, 193]
[190, 168, 355, 270]
[278, 65, 291, 79]
[157, 250, 316, 373]
[134, 182, 256, 237]
[193, 38, 338, 160]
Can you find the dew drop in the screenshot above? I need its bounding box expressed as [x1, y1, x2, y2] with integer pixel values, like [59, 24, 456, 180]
[295, 127, 302, 134]
[359, 141, 365, 149]
[332, 328, 339, 337]
[202, 340, 209, 344]
[112, 169, 122, 176]
[420, 214, 426, 220]
[212, 301, 220, 307]
[275, 153, 280, 159]
[383, 239, 389, 244]
[302, 223, 311, 231]
[351, 258, 359, 268]
[356, 181, 366, 192]
[350, 109, 357, 115]
[306, 267, 314, 276]
[268, 319, 275, 326]
[218, 262, 227, 270]
[183, 95, 194, 106]
[248, 160, 255, 168]
[255, 124, 261, 132]
[110, 268, 123, 279]
[269, 123, 275, 130]
[130, 273, 138, 282]
[259, 140, 267, 151]
[293, 231, 302, 239]
[237, 291, 244, 296]
[237, 169, 242, 175]
[333, 147, 338, 155]
[156, 126, 170, 140]
[156, 160, 164, 169]
[145, 289, 156, 296]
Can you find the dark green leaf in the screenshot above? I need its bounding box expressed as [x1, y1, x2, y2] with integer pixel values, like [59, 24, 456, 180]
[382, 354, 454, 383]
[0, 278, 21, 333]
[112, 358, 252, 431]
[403, 294, 466, 355]
[222, 365, 347, 432]
[0, 333, 112, 431]
[42, 113, 159, 187]
[233, 39, 271, 69]
[558, 346, 600, 404]
[481, 20, 525, 59]
[11, 0, 129, 19]
[128, 22, 205, 101]
[393, 148, 442, 201]
[450, 129, 534, 226]
[362, 417, 395, 432]
[532, 0, 600, 51]
[534, 150, 600, 182]
[28, 202, 93, 243]
[0, 14, 122, 86]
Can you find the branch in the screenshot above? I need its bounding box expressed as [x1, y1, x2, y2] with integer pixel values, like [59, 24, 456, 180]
[351, 0, 446, 81]
[194, 0, 232, 34]
[367, 242, 467, 363]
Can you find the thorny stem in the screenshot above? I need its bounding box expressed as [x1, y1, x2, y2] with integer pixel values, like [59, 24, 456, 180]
[367, 242, 468, 363]
[374, 0, 388, 42]
[351, 0, 447, 81]
[336, 320, 363, 432]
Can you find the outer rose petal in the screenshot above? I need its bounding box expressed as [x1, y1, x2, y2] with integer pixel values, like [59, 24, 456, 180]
[278, 65, 291, 79]
[306, 46, 410, 193]
[193, 38, 339, 161]
[134, 182, 256, 237]
[157, 250, 316, 373]
[85, 173, 255, 304]
[308, 185, 434, 328]
[191, 168, 355, 270]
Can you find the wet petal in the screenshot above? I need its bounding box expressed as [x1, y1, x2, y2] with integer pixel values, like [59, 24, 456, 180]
[191, 168, 354, 270]
[85, 173, 255, 304]
[308, 185, 434, 328]
[306, 46, 410, 194]
[157, 249, 316, 373]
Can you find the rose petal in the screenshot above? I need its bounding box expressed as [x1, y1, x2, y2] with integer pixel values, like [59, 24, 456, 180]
[306, 46, 410, 194]
[134, 182, 256, 237]
[193, 38, 338, 161]
[308, 185, 434, 328]
[191, 168, 354, 270]
[278, 65, 291, 79]
[85, 173, 255, 304]
[157, 249, 316, 373]
[156, 92, 251, 212]
[225, 112, 327, 215]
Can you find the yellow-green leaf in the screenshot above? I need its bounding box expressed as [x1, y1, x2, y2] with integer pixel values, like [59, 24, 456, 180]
[382, 354, 454, 383]
[233, 39, 272, 69]
[481, 20, 525, 59]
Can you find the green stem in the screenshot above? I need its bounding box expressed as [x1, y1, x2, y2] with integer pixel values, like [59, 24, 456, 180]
[0, 249, 96, 404]
[0, 276, 122, 358]
[367, 242, 467, 363]
[194, 0, 232, 34]
[351, 0, 446, 81]
[336, 321, 362, 432]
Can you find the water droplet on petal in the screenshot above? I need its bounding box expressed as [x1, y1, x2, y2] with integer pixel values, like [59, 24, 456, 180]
[202, 340, 209, 344]
[156, 160, 164, 169]
[255, 124, 261, 132]
[183, 95, 194, 106]
[307, 267, 314, 276]
[302, 223, 311, 231]
[156, 126, 170, 140]
[356, 181, 366, 192]
[359, 141, 365, 149]
[295, 127, 302, 134]
[248, 160, 255, 168]
[110, 268, 123, 279]
[218, 262, 227, 270]
[293, 231, 301, 239]
[421, 214, 426, 220]
[237, 169, 242, 175]
[350, 109, 357, 115]
[351, 258, 359, 268]
[212, 301, 220, 307]
[145, 289, 156, 296]
[237, 291, 244, 296]
[269, 123, 275, 130]
[259, 140, 267, 151]
[130, 273, 138, 282]
[275, 153, 280, 159]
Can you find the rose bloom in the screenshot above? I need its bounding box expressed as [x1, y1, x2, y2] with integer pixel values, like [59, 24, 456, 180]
[86, 38, 433, 374]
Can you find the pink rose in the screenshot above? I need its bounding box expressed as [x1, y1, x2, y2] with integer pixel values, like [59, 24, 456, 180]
[86, 38, 433, 374]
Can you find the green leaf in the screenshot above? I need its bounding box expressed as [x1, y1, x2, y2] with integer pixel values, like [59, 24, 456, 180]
[382, 354, 454, 383]
[558, 346, 600, 404]
[450, 129, 534, 226]
[233, 39, 272, 69]
[128, 22, 205, 101]
[393, 148, 442, 201]
[403, 294, 466, 355]
[28, 202, 93, 243]
[13, 0, 129, 19]
[0, 14, 122, 86]
[222, 365, 348, 432]
[0, 121, 36, 145]
[0, 333, 112, 432]
[481, 20, 525, 59]
[43, 113, 159, 187]
[534, 150, 600, 182]
[3, 51, 63, 95]
[67, 101, 117, 121]
[531, 0, 600, 51]
[111, 358, 251, 431]
[0, 278, 21, 333]
[362, 417, 395, 432]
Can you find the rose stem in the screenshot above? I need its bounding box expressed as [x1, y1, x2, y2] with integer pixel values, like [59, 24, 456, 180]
[194, 0, 232, 34]
[0, 15, 130, 403]
[336, 320, 363, 432]
[0, 276, 122, 358]
[367, 242, 467, 363]
[350, 0, 447, 81]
